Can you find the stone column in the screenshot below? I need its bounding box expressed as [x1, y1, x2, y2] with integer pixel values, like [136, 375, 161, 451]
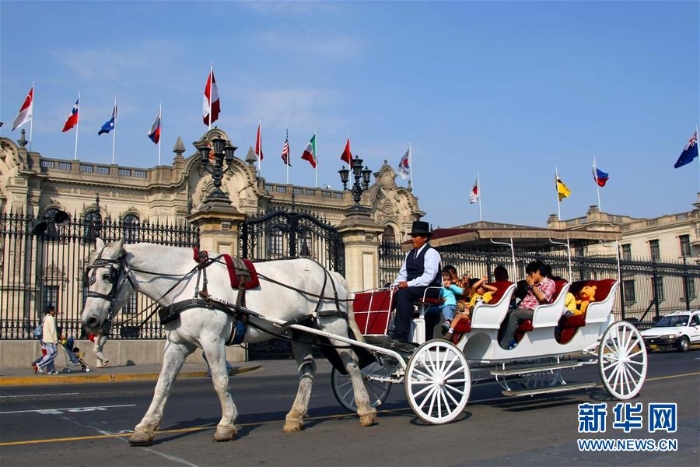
[187, 200, 247, 362]
[337, 213, 384, 293]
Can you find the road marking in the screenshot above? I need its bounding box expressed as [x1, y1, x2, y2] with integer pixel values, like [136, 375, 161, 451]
[0, 404, 135, 415]
[0, 393, 80, 399]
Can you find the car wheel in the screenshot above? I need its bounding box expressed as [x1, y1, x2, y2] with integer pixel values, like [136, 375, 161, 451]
[677, 336, 689, 352]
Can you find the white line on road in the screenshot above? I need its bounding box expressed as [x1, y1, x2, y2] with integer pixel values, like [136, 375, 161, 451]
[0, 393, 80, 399]
[0, 404, 136, 415]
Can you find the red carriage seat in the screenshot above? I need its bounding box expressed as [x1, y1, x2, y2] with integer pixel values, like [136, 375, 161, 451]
[450, 281, 515, 344]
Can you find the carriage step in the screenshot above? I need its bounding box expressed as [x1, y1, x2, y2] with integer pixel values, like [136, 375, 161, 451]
[490, 361, 584, 377]
[502, 382, 597, 398]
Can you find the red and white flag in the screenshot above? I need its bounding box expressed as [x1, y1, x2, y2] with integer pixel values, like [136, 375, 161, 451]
[147, 106, 161, 144]
[62, 97, 79, 132]
[469, 176, 479, 204]
[202, 68, 220, 126]
[255, 122, 264, 161]
[340, 138, 352, 165]
[12, 87, 34, 131]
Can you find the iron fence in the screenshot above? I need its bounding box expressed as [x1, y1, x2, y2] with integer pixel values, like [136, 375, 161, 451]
[0, 213, 199, 340]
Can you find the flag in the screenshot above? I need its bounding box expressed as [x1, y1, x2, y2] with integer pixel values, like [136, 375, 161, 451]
[592, 167, 609, 187]
[469, 177, 479, 203]
[98, 104, 117, 135]
[255, 123, 264, 161]
[147, 108, 161, 144]
[673, 131, 699, 169]
[61, 98, 79, 132]
[340, 138, 352, 165]
[11, 87, 33, 131]
[556, 177, 571, 201]
[302, 134, 317, 168]
[281, 132, 291, 166]
[202, 69, 220, 126]
[397, 148, 410, 179]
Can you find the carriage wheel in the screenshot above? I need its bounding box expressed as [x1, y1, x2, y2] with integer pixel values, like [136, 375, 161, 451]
[404, 340, 470, 424]
[598, 320, 647, 400]
[331, 361, 392, 413]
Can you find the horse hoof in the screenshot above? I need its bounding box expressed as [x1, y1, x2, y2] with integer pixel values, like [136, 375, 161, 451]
[359, 413, 377, 427]
[283, 421, 304, 432]
[129, 433, 154, 446]
[213, 426, 237, 442]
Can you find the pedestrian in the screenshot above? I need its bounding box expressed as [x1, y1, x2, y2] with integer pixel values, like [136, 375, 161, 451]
[35, 305, 59, 375]
[91, 320, 111, 368]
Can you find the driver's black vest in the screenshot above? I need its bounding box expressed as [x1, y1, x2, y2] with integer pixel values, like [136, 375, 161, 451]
[406, 244, 442, 287]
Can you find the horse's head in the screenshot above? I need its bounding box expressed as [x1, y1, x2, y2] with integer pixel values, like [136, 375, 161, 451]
[81, 238, 134, 333]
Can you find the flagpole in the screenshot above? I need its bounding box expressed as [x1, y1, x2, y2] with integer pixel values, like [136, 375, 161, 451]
[593, 156, 602, 211]
[158, 102, 162, 166]
[111, 98, 117, 165]
[208, 63, 213, 131]
[258, 116, 263, 176]
[555, 167, 562, 220]
[73, 91, 80, 160]
[477, 172, 483, 221]
[315, 129, 318, 188]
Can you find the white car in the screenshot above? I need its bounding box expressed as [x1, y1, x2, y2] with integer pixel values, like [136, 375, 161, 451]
[640, 310, 700, 352]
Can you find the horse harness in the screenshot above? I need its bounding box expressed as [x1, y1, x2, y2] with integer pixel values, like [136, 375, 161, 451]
[86, 246, 348, 346]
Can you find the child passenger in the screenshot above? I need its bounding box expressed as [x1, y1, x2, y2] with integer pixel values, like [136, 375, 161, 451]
[444, 276, 497, 341]
[439, 271, 464, 333]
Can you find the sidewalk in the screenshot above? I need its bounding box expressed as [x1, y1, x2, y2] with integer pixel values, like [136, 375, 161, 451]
[0, 361, 266, 387]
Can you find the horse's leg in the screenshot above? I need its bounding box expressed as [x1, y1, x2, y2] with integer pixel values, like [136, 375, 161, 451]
[130, 341, 192, 446]
[334, 344, 377, 427]
[283, 331, 316, 433]
[202, 342, 238, 442]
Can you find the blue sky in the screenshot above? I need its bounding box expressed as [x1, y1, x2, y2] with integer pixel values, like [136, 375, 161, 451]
[1, 1, 698, 229]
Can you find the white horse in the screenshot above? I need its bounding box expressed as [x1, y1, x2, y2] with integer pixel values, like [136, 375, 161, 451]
[81, 238, 376, 445]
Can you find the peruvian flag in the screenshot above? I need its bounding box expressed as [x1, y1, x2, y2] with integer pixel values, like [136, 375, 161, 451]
[202, 68, 220, 126]
[62, 98, 79, 132]
[340, 138, 352, 165]
[12, 87, 33, 131]
[469, 176, 479, 204]
[255, 123, 264, 161]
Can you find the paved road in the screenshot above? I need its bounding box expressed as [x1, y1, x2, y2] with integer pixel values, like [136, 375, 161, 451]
[1, 351, 698, 467]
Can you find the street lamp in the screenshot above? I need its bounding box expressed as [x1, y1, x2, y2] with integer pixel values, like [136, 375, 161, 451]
[197, 136, 237, 204]
[339, 155, 372, 213]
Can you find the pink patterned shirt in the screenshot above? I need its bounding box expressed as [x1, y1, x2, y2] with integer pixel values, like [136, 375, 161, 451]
[519, 277, 556, 310]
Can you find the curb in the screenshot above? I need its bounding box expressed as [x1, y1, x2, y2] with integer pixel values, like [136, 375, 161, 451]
[0, 364, 262, 387]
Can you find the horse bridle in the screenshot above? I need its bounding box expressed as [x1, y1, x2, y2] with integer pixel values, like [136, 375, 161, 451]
[84, 247, 133, 328]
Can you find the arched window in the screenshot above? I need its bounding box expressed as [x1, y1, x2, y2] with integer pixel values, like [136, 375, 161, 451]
[43, 208, 60, 239]
[300, 231, 312, 258]
[84, 210, 102, 243]
[381, 226, 396, 244]
[123, 214, 140, 243]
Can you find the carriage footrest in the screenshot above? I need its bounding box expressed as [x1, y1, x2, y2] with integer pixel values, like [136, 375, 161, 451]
[502, 382, 597, 397]
[490, 361, 584, 377]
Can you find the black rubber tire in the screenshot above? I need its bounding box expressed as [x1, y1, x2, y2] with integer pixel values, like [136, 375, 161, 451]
[677, 336, 690, 352]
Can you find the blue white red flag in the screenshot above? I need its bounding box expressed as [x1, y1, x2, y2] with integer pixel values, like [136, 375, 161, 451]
[147, 108, 161, 144]
[674, 131, 698, 169]
[593, 167, 609, 187]
[62, 98, 79, 132]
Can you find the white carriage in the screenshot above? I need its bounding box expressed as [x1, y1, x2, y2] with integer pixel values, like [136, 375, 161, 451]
[331, 279, 648, 425]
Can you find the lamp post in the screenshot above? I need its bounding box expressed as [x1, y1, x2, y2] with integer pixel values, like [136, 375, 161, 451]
[339, 155, 372, 213]
[197, 136, 237, 204]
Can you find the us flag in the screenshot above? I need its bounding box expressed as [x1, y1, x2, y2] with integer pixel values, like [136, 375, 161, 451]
[281, 132, 291, 166]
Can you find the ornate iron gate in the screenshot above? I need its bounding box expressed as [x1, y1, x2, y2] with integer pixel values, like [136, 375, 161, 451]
[241, 208, 345, 360]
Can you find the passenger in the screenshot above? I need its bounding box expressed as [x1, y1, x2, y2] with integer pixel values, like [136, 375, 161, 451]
[499, 260, 556, 350]
[439, 270, 465, 333]
[390, 221, 442, 345]
[444, 276, 496, 341]
[424, 265, 464, 340]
